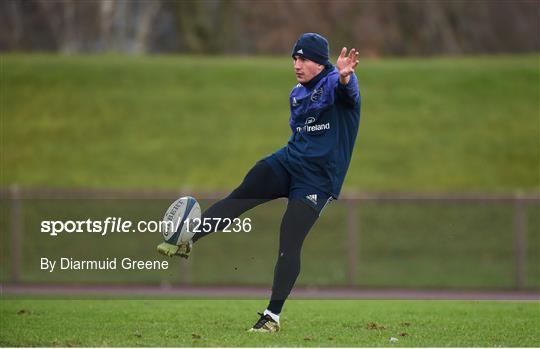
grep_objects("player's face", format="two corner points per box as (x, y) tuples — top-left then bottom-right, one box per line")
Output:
(293, 56), (324, 84)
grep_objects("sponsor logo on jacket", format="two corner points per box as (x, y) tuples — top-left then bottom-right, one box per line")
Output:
(296, 122), (330, 133)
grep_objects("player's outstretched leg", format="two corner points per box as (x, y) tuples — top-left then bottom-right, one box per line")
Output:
(249, 199), (319, 332)
(191, 160), (289, 243)
(158, 160), (289, 258)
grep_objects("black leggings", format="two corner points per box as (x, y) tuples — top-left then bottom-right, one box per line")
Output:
(192, 160), (319, 314)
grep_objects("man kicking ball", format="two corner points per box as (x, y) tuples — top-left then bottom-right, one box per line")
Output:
(158, 32), (361, 332)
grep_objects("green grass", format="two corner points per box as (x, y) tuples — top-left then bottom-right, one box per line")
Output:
(1, 299), (538, 347)
(2, 54), (539, 193)
(1, 54), (539, 290)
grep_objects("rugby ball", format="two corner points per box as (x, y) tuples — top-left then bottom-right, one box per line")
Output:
(162, 196), (201, 245)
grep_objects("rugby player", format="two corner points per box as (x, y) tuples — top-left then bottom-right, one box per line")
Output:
(158, 33), (361, 332)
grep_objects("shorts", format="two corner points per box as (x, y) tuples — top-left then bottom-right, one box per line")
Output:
(264, 155), (334, 215)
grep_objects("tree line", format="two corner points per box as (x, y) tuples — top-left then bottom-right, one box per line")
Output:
(1, 0), (538, 56)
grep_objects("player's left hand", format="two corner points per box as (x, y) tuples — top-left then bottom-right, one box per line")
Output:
(336, 47), (359, 83)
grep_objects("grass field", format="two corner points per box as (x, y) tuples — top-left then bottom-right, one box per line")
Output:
(1, 54), (539, 347)
(1, 299), (538, 347)
(2, 54), (539, 193)
(2, 54), (538, 288)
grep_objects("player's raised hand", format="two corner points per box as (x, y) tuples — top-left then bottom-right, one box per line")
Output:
(336, 47), (359, 84)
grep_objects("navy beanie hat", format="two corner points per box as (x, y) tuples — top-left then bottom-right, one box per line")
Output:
(291, 33), (329, 65)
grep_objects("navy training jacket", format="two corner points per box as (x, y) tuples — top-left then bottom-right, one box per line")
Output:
(270, 64), (361, 198)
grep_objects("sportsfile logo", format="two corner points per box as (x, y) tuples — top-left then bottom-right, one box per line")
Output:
(296, 122), (330, 133)
(40, 217), (253, 236)
(41, 217), (186, 237)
